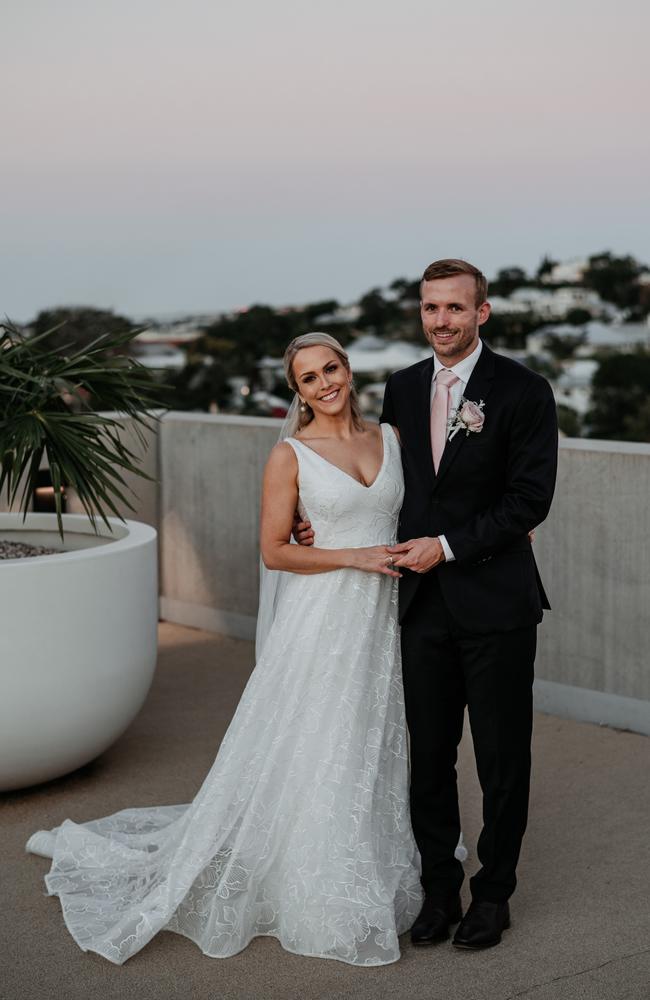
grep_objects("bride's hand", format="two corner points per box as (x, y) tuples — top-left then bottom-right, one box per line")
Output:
(351, 546), (402, 578)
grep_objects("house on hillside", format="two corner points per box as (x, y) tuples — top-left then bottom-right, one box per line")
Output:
(507, 287), (614, 320)
(345, 336), (430, 378)
(539, 258), (589, 285)
(574, 322), (650, 356)
(487, 295), (531, 315)
(310, 304), (362, 325)
(526, 321), (650, 357)
(554, 359), (599, 416)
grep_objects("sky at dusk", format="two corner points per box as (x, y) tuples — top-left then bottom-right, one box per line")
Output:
(3, 0), (649, 320)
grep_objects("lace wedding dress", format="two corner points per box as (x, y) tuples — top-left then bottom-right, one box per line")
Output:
(26, 423), (452, 966)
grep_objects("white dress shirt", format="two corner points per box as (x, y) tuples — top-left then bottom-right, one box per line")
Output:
(430, 339), (483, 563)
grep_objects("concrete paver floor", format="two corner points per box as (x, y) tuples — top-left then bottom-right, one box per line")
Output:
(3, 623), (650, 1000)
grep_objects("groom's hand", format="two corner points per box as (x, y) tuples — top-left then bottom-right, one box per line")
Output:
(293, 514), (314, 546)
(387, 537), (445, 573)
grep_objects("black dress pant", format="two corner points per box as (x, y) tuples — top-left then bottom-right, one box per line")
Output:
(401, 570), (536, 903)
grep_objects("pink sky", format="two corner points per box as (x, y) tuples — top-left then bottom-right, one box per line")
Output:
(2, 0), (649, 318)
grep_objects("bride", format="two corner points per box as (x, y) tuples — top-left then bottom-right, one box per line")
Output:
(26, 332), (463, 967)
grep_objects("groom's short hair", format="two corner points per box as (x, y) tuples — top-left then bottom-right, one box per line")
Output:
(421, 259), (488, 307)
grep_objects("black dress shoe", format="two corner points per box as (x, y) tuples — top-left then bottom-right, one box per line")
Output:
(410, 893), (463, 945)
(452, 899), (510, 949)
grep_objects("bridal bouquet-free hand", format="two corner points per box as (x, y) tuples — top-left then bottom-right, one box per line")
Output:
(448, 398), (485, 440)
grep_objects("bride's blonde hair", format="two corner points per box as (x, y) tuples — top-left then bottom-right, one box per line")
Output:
(283, 332), (364, 436)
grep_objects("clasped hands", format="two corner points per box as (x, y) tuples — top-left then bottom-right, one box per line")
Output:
(293, 513), (445, 576)
(385, 536), (445, 574)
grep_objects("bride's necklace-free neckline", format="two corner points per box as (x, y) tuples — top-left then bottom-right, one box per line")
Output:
(292, 424), (387, 490)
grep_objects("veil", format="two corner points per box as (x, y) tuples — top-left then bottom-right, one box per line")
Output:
(255, 395), (302, 659)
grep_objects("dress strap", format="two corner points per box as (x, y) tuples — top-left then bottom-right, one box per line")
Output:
(284, 437), (302, 458)
(380, 422), (399, 456)
(282, 438), (308, 520)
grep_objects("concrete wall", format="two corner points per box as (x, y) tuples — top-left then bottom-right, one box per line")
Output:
(156, 417), (650, 735)
(533, 438), (650, 734)
(158, 413), (281, 638)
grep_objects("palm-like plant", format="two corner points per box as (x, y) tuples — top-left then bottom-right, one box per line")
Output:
(0, 321), (168, 536)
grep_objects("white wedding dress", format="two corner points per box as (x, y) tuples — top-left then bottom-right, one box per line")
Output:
(26, 423), (444, 966)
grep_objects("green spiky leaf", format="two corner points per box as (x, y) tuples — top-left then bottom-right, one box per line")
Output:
(0, 320), (169, 538)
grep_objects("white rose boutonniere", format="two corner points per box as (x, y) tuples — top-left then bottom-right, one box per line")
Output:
(448, 397), (486, 440)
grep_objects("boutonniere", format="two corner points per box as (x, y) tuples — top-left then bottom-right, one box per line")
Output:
(448, 397), (486, 440)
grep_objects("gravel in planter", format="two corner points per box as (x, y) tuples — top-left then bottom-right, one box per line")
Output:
(0, 541), (63, 560)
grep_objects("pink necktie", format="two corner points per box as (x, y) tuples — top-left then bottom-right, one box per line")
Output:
(431, 369), (459, 473)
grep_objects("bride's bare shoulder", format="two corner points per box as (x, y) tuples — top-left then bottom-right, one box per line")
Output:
(264, 441), (298, 476)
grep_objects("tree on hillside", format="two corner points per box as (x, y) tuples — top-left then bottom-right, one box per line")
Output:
(582, 252), (644, 310)
(536, 256), (559, 281)
(623, 398), (650, 442)
(586, 350), (650, 441)
(357, 288), (402, 334)
(556, 404), (582, 438)
(523, 354), (558, 381)
(167, 357), (233, 412)
(390, 277), (420, 302)
(482, 311), (540, 350)
(545, 331), (586, 361)
(565, 307), (592, 326)
(198, 305), (304, 381)
(489, 267), (529, 297)
(31, 307), (136, 355)
(303, 299), (340, 323)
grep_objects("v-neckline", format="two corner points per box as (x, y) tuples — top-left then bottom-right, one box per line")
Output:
(291, 424), (387, 490)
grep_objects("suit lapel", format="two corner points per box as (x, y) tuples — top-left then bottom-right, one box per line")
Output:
(433, 342), (496, 491)
(417, 355), (436, 485)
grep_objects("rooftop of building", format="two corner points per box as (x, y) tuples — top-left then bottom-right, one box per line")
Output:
(5, 622), (649, 1000)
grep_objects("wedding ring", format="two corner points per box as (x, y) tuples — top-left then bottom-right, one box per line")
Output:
(386, 557), (395, 568)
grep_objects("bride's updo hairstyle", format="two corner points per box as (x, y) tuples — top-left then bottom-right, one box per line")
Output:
(283, 332), (364, 436)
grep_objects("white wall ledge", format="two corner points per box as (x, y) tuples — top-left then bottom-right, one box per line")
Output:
(559, 436), (650, 456)
(534, 679), (650, 737)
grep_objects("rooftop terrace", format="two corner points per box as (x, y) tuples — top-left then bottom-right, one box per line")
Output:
(5, 623), (649, 1000)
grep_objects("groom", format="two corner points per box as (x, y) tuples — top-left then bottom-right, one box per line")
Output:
(380, 258), (558, 950)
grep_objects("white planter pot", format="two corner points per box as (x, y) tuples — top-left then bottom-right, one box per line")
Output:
(0, 514), (158, 791)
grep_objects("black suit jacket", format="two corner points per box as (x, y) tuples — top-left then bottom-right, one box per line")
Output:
(380, 342), (558, 633)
